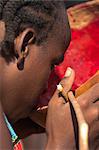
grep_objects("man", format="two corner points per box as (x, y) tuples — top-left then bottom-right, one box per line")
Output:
(0, 1), (99, 149)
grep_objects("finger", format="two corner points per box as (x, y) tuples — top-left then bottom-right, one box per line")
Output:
(60, 67), (75, 92)
(93, 101), (99, 107)
(84, 106), (99, 125)
(77, 83), (99, 107)
(89, 121), (99, 145)
(51, 67), (75, 104)
(56, 67), (75, 94)
(93, 101), (99, 121)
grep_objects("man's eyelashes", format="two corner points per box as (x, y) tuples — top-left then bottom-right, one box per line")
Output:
(51, 55), (64, 70)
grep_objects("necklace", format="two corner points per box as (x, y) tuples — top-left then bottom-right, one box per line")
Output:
(4, 115), (19, 145)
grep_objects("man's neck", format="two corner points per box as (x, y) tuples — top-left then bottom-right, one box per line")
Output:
(0, 102), (13, 149)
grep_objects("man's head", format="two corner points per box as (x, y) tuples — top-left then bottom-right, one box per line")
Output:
(0, 0), (71, 122)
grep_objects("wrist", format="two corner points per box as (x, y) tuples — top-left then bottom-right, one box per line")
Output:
(46, 135), (76, 150)
(46, 137), (66, 150)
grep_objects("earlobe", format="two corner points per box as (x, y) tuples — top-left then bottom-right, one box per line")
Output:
(17, 46), (29, 70)
(17, 56), (25, 70)
(14, 28), (35, 71)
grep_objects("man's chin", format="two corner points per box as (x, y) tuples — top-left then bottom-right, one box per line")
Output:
(11, 107), (34, 124)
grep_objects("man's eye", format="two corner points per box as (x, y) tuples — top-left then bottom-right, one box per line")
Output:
(51, 64), (55, 70)
(51, 55), (64, 70)
(51, 63), (58, 70)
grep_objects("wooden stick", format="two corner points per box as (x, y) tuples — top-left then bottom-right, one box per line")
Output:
(68, 91), (89, 150)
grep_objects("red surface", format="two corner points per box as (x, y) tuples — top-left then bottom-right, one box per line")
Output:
(55, 19), (99, 89)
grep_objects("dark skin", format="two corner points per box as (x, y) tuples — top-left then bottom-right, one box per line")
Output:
(0, 10), (70, 122)
(0, 102), (13, 150)
(0, 6), (99, 150)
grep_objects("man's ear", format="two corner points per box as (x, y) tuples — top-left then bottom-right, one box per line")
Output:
(14, 28), (36, 70)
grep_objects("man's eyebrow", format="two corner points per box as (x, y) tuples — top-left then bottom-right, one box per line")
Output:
(53, 54), (64, 65)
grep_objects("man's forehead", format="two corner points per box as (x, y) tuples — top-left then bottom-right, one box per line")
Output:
(43, 7), (71, 57)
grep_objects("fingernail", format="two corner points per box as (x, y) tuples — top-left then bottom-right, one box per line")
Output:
(65, 67), (72, 77)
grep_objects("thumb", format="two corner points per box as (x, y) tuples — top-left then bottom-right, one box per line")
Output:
(53, 67), (75, 101)
(60, 67), (75, 92)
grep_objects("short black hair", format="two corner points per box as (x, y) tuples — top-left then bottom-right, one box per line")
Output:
(0, 0), (64, 63)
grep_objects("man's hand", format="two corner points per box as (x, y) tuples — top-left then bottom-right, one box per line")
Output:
(46, 68), (99, 150)
(76, 83), (99, 150)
